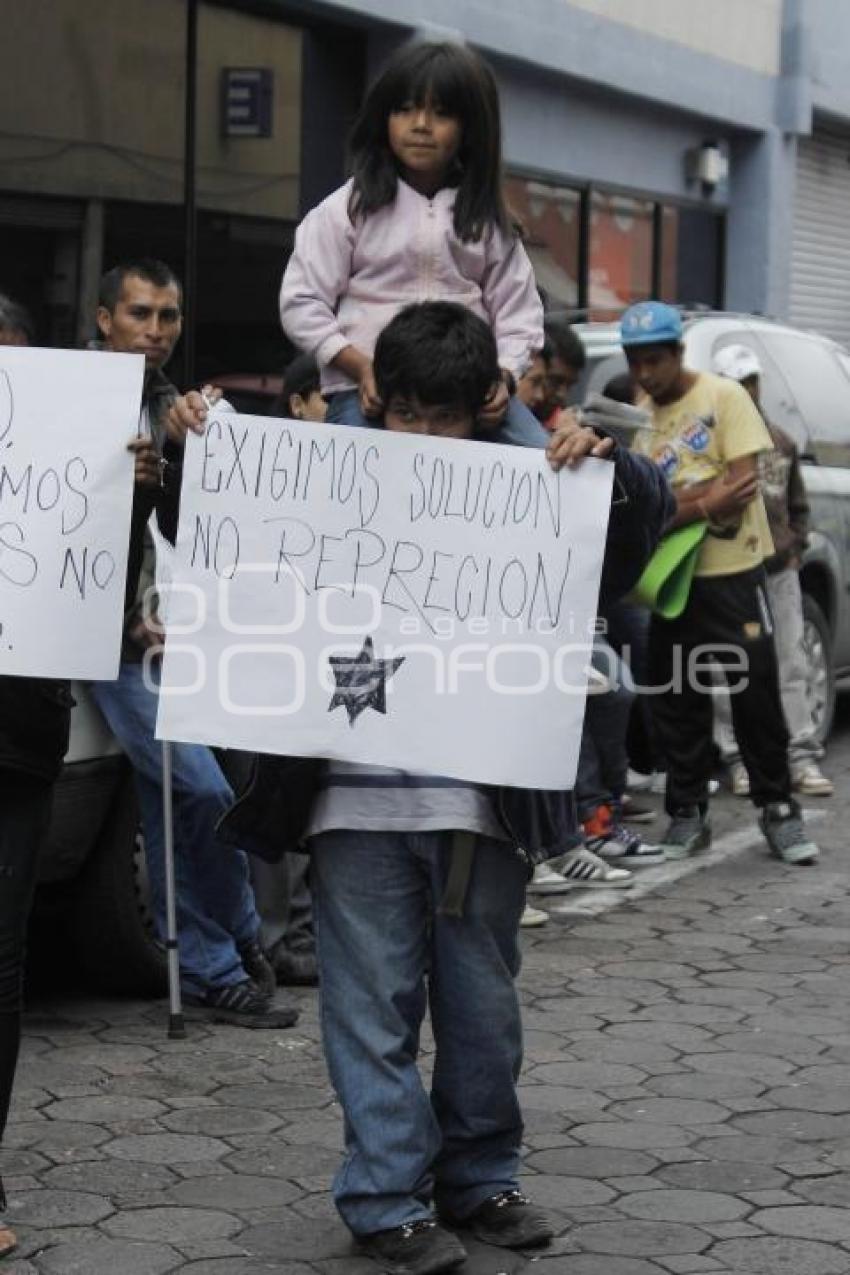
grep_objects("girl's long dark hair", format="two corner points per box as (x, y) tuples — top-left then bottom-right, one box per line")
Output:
(348, 41), (512, 243)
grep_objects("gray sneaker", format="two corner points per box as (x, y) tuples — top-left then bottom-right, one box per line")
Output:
(659, 808), (711, 861)
(759, 801), (819, 865)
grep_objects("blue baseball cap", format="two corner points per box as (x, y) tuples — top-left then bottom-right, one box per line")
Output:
(620, 301), (683, 348)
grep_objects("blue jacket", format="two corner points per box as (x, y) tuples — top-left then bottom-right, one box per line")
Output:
(216, 438), (673, 866)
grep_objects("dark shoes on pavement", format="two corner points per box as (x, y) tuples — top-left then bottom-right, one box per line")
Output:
(184, 979), (299, 1029)
(760, 800), (819, 865)
(355, 1194), (553, 1272)
(441, 1190), (555, 1249)
(658, 807), (712, 861)
(659, 799), (819, 867)
(273, 947), (319, 987)
(236, 937), (276, 998)
(357, 1219), (467, 1274)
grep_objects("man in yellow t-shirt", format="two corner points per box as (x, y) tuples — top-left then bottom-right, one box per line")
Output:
(622, 301), (818, 867)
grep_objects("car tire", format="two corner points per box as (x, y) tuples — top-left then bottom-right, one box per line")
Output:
(801, 593), (835, 745)
(62, 769), (167, 996)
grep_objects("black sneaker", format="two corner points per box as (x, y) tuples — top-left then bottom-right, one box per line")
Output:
(618, 794), (656, 824)
(274, 947), (319, 987)
(759, 800), (820, 865)
(237, 937), (276, 999)
(184, 980), (299, 1029)
(442, 1190), (554, 1249)
(357, 1219), (467, 1275)
(658, 807), (711, 861)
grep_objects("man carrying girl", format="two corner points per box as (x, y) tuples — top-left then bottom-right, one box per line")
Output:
(168, 39), (673, 1275)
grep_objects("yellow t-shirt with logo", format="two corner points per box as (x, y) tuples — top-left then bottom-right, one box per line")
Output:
(632, 372), (774, 578)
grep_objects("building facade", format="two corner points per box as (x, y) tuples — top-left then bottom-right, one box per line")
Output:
(1, 0), (850, 375)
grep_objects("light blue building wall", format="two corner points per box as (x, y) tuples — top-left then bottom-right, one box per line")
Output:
(806, 0), (850, 119)
(282, 0), (850, 323)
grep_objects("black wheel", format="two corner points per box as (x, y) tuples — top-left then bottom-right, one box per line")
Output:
(801, 593), (835, 745)
(62, 769), (166, 996)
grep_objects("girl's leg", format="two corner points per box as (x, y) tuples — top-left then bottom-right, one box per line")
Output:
(324, 390), (373, 429)
(488, 396), (550, 448)
(310, 829), (440, 1236)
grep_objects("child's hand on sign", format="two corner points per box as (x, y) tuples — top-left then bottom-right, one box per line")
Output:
(546, 412), (615, 470)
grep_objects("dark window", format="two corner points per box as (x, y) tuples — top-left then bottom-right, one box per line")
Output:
(104, 202), (296, 386)
(504, 176), (581, 310)
(662, 206), (723, 309)
(506, 173), (725, 320)
(588, 191), (653, 317)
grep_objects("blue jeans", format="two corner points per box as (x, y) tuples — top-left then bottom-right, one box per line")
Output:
(89, 661), (261, 996)
(310, 829), (527, 1236)
(325, 389), (550, 448)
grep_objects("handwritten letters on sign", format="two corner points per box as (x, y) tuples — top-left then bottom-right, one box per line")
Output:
(0, 348), (139, 678)
(156, 415), (614, 789)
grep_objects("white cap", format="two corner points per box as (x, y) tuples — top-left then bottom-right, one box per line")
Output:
(712, 343), (762, 383)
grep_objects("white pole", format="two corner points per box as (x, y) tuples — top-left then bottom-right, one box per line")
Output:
(161, 739), (186, 1039)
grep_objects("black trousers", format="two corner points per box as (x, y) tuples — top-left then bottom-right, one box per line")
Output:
(648, 566), (791, 814)
(0, 774), (51, 1146)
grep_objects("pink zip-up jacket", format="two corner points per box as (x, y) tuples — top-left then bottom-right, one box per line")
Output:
(279, 178), (544, 396)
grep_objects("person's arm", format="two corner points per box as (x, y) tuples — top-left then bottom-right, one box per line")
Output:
(786, 442), (810, 559)
(600, 447), (676, 603)
(667, 456), (759, 530)
(673, 378), (771, 530)
(480, 230), (544, 387)
(328, 345), (382, 417)
(164, 385), (224, 442)
(547, 414), (675, 602)
(126, 436), (161, 486)
(546, 417), (615, 468)
(279, 184), (359, 370)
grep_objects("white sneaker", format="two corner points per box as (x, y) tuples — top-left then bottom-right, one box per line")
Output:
(597, 822), (666, 867)
(728, 761), (750, 797)
(520, 903), (549, 927)
(528, 863), (574, 895)
(627, 768), (655, 792)
(558, 844), (633, 889)
(791, 763), (833, 797)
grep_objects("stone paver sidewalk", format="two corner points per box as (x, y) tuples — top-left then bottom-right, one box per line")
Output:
(4, 787), (850, 1273)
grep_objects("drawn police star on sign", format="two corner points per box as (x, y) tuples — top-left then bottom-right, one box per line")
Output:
(328, 636), (406, 725)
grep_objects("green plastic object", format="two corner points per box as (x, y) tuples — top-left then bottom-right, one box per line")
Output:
(630, 521), (709, 619)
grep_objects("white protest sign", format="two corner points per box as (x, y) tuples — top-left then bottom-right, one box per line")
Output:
(156, 415), (613, 789)
(0, 347), (141, 678)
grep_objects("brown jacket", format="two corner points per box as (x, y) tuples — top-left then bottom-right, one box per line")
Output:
(759, 420), (809, 572)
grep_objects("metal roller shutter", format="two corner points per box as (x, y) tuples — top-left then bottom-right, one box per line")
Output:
(790, 127), (850, 347)
(0, 195), (81, 230)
